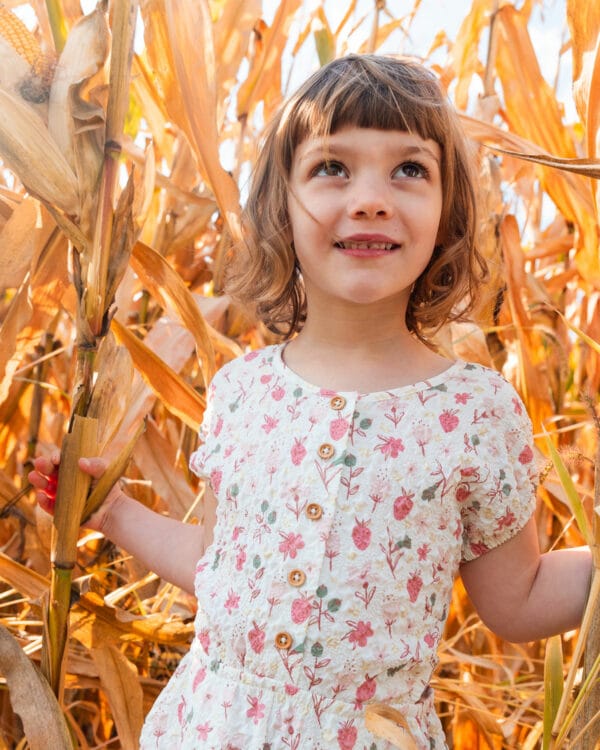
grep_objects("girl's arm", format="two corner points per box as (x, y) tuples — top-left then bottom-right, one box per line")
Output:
(459, 516), (592, 642)
(29, 454), (217, 595)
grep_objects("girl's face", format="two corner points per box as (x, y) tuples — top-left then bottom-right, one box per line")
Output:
(287, 126), (443, 320)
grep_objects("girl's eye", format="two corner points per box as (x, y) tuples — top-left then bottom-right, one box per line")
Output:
(395, 161), (429, 179)
(314, 161), (347, 178)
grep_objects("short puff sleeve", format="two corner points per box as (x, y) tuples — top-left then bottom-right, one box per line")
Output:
(460, 375), (538, 562)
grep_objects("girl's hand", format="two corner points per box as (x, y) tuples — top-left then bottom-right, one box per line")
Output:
(28, 453), (123, 533)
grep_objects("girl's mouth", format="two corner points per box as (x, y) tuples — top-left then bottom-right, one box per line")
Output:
(334, 240), (399, 254)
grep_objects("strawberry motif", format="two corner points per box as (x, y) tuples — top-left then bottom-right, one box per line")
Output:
(407, 572), (423, 603)
(393, 492), (414, 520)
(291, 593), (313, 623)
(337, 720), (358, 750)
(354, 673), (376, 709)
(439, 408), (459, 433)
(290, 437), (307, 466)
(271, 385), (285, 401)
(351, 517), (371, 550)
(330, 416), (349, 440)
(518, 445), (533, 464)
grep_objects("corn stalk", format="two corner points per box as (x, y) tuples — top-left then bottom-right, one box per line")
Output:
(40, 0), (140, 699)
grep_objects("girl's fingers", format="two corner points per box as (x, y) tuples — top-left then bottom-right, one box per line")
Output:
(78, 457), (108, 479)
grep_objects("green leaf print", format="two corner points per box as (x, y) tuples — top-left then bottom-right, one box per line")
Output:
(316, 584), (328, 598)
(293, 387), (303, 398)
(267, 510), (277, 524)
(327, 598), (341, 612)
(311, 642), (324, 657)
(359, 418), (373, 430)
(253, 554), (261, 569)
(260, 500), (269, 512)
(421, 483), (439, 501)
(395, 535), (411, 550)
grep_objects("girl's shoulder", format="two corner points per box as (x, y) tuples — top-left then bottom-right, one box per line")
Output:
(208, 344), (281, 387)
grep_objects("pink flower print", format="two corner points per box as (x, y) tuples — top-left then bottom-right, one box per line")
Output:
(224, 589), (240, 614)
(260, 374), (272, 384)
(330, 416), (349, 440)
(424, 630), (437, 648)
(454, 392), (472, 405)
(512, 396), (523, 415)
(290, 437), (307, 465)
(285, 683), (299, 696)
(235, 547), (247, 571)
(343, 620), (374, 648)
(196, 722), (212, 740)
(337, 719), (358, 750)
(412, 422), (432, 455)
(248, 621), (266, 653)
(262, 414), (279, 433)
(193, 667), (207, 692)
(439, 409), (460, 433)
(518, 445), (533, 464)
(496, 508), (516, 530)
(210, 469), (222, 493)
(417, 543), (430, 561)
(244, 350), (260, 361)
(279, 531), (304, 559)
(272, 385), (285, 401)
(374, 434), (405, 459)
(213, 416), (223, 437)
(197, 628), (210, 653)
(246, 693), (265, 725)
(232, 525), (244, 541)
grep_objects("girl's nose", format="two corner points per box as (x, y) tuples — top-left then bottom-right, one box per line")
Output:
(347, 178), (393, 219)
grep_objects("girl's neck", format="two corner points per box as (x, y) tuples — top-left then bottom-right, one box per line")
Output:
(284, 310), (451, 393)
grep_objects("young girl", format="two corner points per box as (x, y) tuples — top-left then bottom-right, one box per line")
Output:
(31, 54), (592, 750)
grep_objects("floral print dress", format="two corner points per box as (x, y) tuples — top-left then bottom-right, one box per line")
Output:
(140, 344), (537, 750)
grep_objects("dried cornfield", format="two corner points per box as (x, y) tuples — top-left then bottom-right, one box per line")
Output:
(0, 0), (598, 748)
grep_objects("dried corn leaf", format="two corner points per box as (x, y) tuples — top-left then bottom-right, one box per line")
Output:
(133, 420), (196, 519)
(236, 0), (301, 122)
(543, 635), (563, 750)
(0, 625), (72, 750)
(446, 0), (488, 108)
(48, 5), (109, 171)
(131, 241), (216, 386)
(91, 644), (143, 750)
(213, 0), (261, 109)
(0, 199), (41, 289)
(567, 0), (600, 155)
(111, 317), (205, 431)
(0, 551), (49, 601)
(0, 86), (79, 214)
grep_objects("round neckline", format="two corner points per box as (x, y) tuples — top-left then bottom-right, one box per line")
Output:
(271, 342), (463, 399)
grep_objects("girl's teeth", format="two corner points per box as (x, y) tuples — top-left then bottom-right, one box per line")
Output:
(337, 241), (395, 250)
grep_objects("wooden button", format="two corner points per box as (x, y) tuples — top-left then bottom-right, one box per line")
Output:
(306, 503), (323, 520)
(275, 631), (293, 650)
(330, 395), (346, 410)
(318, 443), (334, 459)
(288, 569), (306, 587)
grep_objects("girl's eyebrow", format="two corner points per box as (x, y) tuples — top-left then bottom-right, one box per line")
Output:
(297, 140), (440, 166)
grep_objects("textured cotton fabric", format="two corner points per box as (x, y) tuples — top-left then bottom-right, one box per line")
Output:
(140, 344), (537, 750)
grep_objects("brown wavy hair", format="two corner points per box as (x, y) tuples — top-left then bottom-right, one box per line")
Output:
(226, 54), (488, 342)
